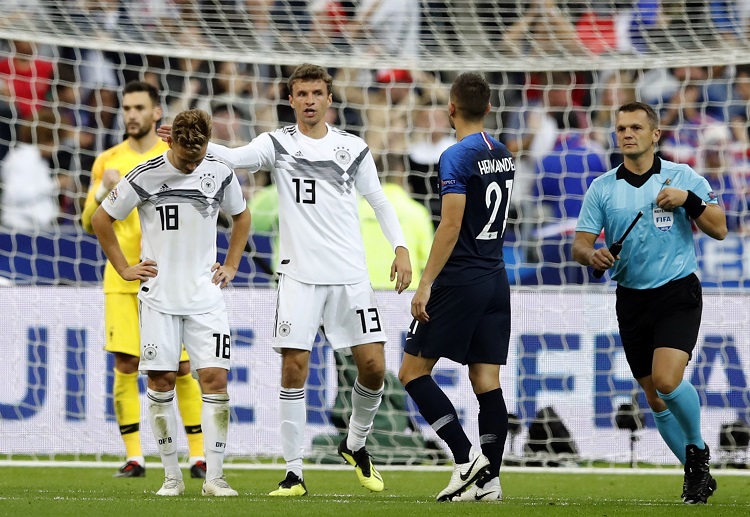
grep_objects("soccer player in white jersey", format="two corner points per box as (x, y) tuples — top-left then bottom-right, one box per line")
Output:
(160, 63), (412, 496)
(92, 109), (251, 497)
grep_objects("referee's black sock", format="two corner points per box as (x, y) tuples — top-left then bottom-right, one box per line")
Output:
(476, 388), (508, 481)
(404, 375), (472, 464)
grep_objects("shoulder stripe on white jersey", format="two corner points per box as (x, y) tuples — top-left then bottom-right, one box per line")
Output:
(331, 127), (358, 139)
(125, 155), (165, 182)
(204, 153), (233, 170)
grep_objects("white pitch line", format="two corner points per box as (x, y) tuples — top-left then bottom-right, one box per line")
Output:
(1, 460), (749, 476)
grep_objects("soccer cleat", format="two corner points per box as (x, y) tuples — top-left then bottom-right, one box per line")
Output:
(453, 475), (503, 502)
(190, 460), (207, 479)
(682, 443), (717, 504)
(337, 438), (385, 492)
(156, 475), (185, 496)
(202, 476), (238, 497)
(268, 472), (308, 497)
(114, 460), (145, 478)
(436, 447), (490, 502)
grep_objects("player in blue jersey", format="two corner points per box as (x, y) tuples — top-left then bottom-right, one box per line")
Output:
(573, 102), (727, 505)
(398, 73), (514, 502)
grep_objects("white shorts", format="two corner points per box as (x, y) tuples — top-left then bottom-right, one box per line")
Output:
(273, 275), (387, 352)
(139, 301), (232, 372)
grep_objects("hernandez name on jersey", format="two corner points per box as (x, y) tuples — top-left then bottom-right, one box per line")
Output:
(103, 152), (246, 314)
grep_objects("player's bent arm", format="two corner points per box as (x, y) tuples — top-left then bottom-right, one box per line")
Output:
(82, 168), (120, 233)
(91, 206), (131, 276)
(363, 190), (408, 252)
(212, 208), (251, 288)
(418, 193), (465, 288)
(572, 231), (614, 271)
(363, 190), (412, 291)
(694, 204), (728, 241)
(225, 208), (252, 271)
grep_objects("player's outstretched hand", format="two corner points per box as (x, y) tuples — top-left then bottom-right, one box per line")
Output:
(121, 259), (158, 282)
(391, 246), (412, 294)
(410, 284), (431, 323)
(212, 262), (237, 288)
(157, 124), (171, 142)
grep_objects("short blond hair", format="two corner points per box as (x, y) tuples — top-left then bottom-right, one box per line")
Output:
(171, 109), (212, 152)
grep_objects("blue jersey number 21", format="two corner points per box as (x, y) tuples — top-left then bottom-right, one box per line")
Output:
(477, 179), (513, 240)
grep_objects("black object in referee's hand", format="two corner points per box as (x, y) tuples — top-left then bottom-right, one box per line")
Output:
(593, 211), (644, 279)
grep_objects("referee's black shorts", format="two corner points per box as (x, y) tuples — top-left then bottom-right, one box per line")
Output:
(404, 269), (511, 365)
(615, 272), (702, 379)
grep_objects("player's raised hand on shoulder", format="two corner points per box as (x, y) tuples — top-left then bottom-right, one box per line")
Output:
(156, 124), (171, 142)
(212, 262), (237, 289)
(391, 246), (412, 294)
(411, 283), (431, 322)
(120, 259), (158, 282)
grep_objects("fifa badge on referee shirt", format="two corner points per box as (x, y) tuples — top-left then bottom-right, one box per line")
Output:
(652, 206), (673, 232)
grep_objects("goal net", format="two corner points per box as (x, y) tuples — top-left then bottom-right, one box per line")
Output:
(1, 0), (749, 469)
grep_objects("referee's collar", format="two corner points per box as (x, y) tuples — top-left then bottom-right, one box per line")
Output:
(616, 156), (661, 185)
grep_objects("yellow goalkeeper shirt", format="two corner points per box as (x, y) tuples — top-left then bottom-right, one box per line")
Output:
(81, 139), (169, 294)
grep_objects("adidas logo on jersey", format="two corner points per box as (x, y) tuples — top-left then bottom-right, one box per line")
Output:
(159, 183), (170, 192)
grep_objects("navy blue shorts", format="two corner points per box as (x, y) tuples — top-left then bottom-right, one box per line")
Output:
(404, 270), (511, 365)
(616, 272), (702, 379)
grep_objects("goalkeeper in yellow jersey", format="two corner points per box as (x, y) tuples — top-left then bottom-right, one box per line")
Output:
(82, 81), (206, 479)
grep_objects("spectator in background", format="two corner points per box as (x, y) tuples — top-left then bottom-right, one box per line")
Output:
(503, 71), (587, 229)
(727, 64), (750, 145)
(657, 67), (713, 168)
(0, 40), (55, 119)
(359, 154), (434, 289)
(533, 128), (609, 224)
(502, 0), (585, 57)
(0, 107), (60, 231)
(408, 104), (456, 223)
(0, 90), (12, 163)
(530, 116), (608, 283)
(310, 0), (352, 50)
(590, 69), (637, 168)
(211, 102), (250, 148)
(333, 67), (449, 167)
(349, 0), (420, 59)
(699, 123), (750, 232)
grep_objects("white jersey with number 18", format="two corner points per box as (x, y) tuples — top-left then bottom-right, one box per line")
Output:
(210, 124), (383, 285)
(102, 152), (247, 315)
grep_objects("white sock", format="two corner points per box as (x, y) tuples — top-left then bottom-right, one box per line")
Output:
(146, 388), (181, 479)
(279, 387), (306, 479)
(347, 380), (383, 451)
(201, 393), (230, 481)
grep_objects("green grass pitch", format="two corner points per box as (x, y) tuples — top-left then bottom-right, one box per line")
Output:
(0, 467), (748, 517)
